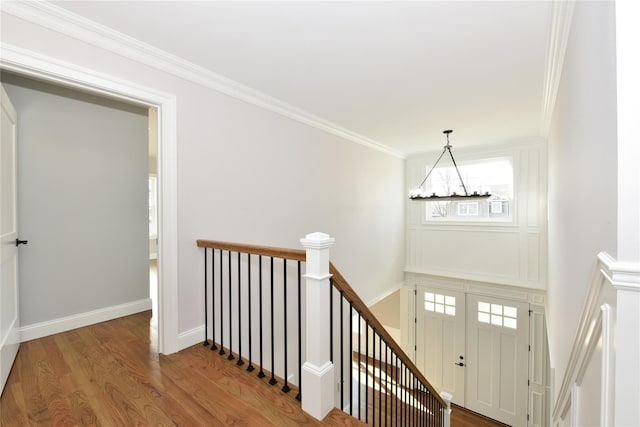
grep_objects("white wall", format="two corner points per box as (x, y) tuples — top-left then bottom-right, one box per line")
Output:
(406, 140), (547, 289)
(0, 8), (405, 336)
(546, 0), (618, 399)
(1, 73), (149, 326)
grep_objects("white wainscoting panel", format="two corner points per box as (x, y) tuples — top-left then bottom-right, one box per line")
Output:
(406, 141), (547, 290)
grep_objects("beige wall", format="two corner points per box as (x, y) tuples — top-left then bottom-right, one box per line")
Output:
(370, 290), (400, 329)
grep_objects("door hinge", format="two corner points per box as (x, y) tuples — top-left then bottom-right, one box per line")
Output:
(414, 317), (417, 324)
(528, 344), (531, 352)
(414, 289), (417, 295)
(529, 309), (533, 316)
(527, 413), (530, 421)
(528, 379), (530, 386)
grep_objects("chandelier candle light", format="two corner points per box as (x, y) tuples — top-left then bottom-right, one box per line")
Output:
(409, 130), (491, 201)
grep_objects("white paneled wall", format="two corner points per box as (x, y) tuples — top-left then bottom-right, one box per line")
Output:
(405, 140), (547, 290)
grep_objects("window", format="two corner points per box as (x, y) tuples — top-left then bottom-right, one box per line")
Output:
(457, 202), (479, 216)
(424, 292), (456, 316)
(477, 301), (517, 329)
(149, 175), (158, 238)
(425, 157), (513, 222)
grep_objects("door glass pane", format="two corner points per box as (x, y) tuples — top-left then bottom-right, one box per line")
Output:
(504, 306), (517, 318)
(424, 291), (456, 316)
(479, 312), (490, 324)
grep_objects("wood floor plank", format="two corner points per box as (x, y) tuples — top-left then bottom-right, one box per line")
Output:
(451, 404), (511, 427)
(54, 332), (112, 427)
(21, 340), (53, 425)
(0, 383), (29, 426)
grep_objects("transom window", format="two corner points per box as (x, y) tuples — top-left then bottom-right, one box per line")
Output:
(425, 157), (513, 222)
(424, 292), (456, 316)
(478, 301), (517, 329)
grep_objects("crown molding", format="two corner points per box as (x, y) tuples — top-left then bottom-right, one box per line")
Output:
(540, 0), (575, 136)
(1, 0), (405, 159)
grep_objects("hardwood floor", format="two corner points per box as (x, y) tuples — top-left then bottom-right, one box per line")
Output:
(451, 404), (511, 427)
(1, 311), (507, 426)
(1, 311), (363, 426)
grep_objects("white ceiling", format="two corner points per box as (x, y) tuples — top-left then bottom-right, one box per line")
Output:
(51, 1), (553, 156)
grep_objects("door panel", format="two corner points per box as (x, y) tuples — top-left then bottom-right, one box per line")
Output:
(474, 327), (493, 405)
(416, 287), (465, 406)
(466, 294), (529, 426)
(1, 84), (20, 394)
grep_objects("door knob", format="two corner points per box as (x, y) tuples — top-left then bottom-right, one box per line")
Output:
(455, 362), (465, 367)
(15, 239), (28, 246)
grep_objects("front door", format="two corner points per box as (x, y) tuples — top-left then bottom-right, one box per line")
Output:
(466, 294), (529, 426)
(1, 85), (21, 394)
(416, 287), (466, 406)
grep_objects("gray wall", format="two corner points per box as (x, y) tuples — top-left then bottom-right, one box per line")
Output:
(2, 73), (149, 326)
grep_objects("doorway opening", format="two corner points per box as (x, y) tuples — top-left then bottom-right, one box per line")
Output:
(1, 70), (157, 342)
(1, 47), (179, 354)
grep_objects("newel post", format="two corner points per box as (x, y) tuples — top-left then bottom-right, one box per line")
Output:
(440, 391), (452, 427)
(300, 232), (335, 420)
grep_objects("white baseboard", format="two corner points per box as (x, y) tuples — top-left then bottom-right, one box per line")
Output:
(19, 298), (152, 342)
(177, 324), (205, 351)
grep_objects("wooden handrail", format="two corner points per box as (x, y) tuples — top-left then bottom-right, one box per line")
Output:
(329, 263), (447, 407)
(196, 238), (446, 407)
(196, 239), (306, 262)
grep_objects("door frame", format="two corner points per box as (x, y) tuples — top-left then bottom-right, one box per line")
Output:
(408, 276), (547, 426)
(0, 45), (180, 354)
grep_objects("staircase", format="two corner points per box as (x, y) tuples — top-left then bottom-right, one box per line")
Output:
(197, 232), (451, 426)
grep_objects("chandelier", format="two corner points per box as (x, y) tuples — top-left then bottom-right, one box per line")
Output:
(409, 130), (491, 201)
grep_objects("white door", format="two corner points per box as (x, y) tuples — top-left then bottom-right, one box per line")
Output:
(1, 85), (21, 394)
(466, 294), (529, 426)
(416, 287), (466, 406)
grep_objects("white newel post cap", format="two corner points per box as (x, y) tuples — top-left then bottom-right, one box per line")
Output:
(300, 232), (335, 278)
(300, 232), (335, 249)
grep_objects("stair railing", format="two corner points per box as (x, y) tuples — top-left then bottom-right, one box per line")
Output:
(197, 233), (450, 426)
